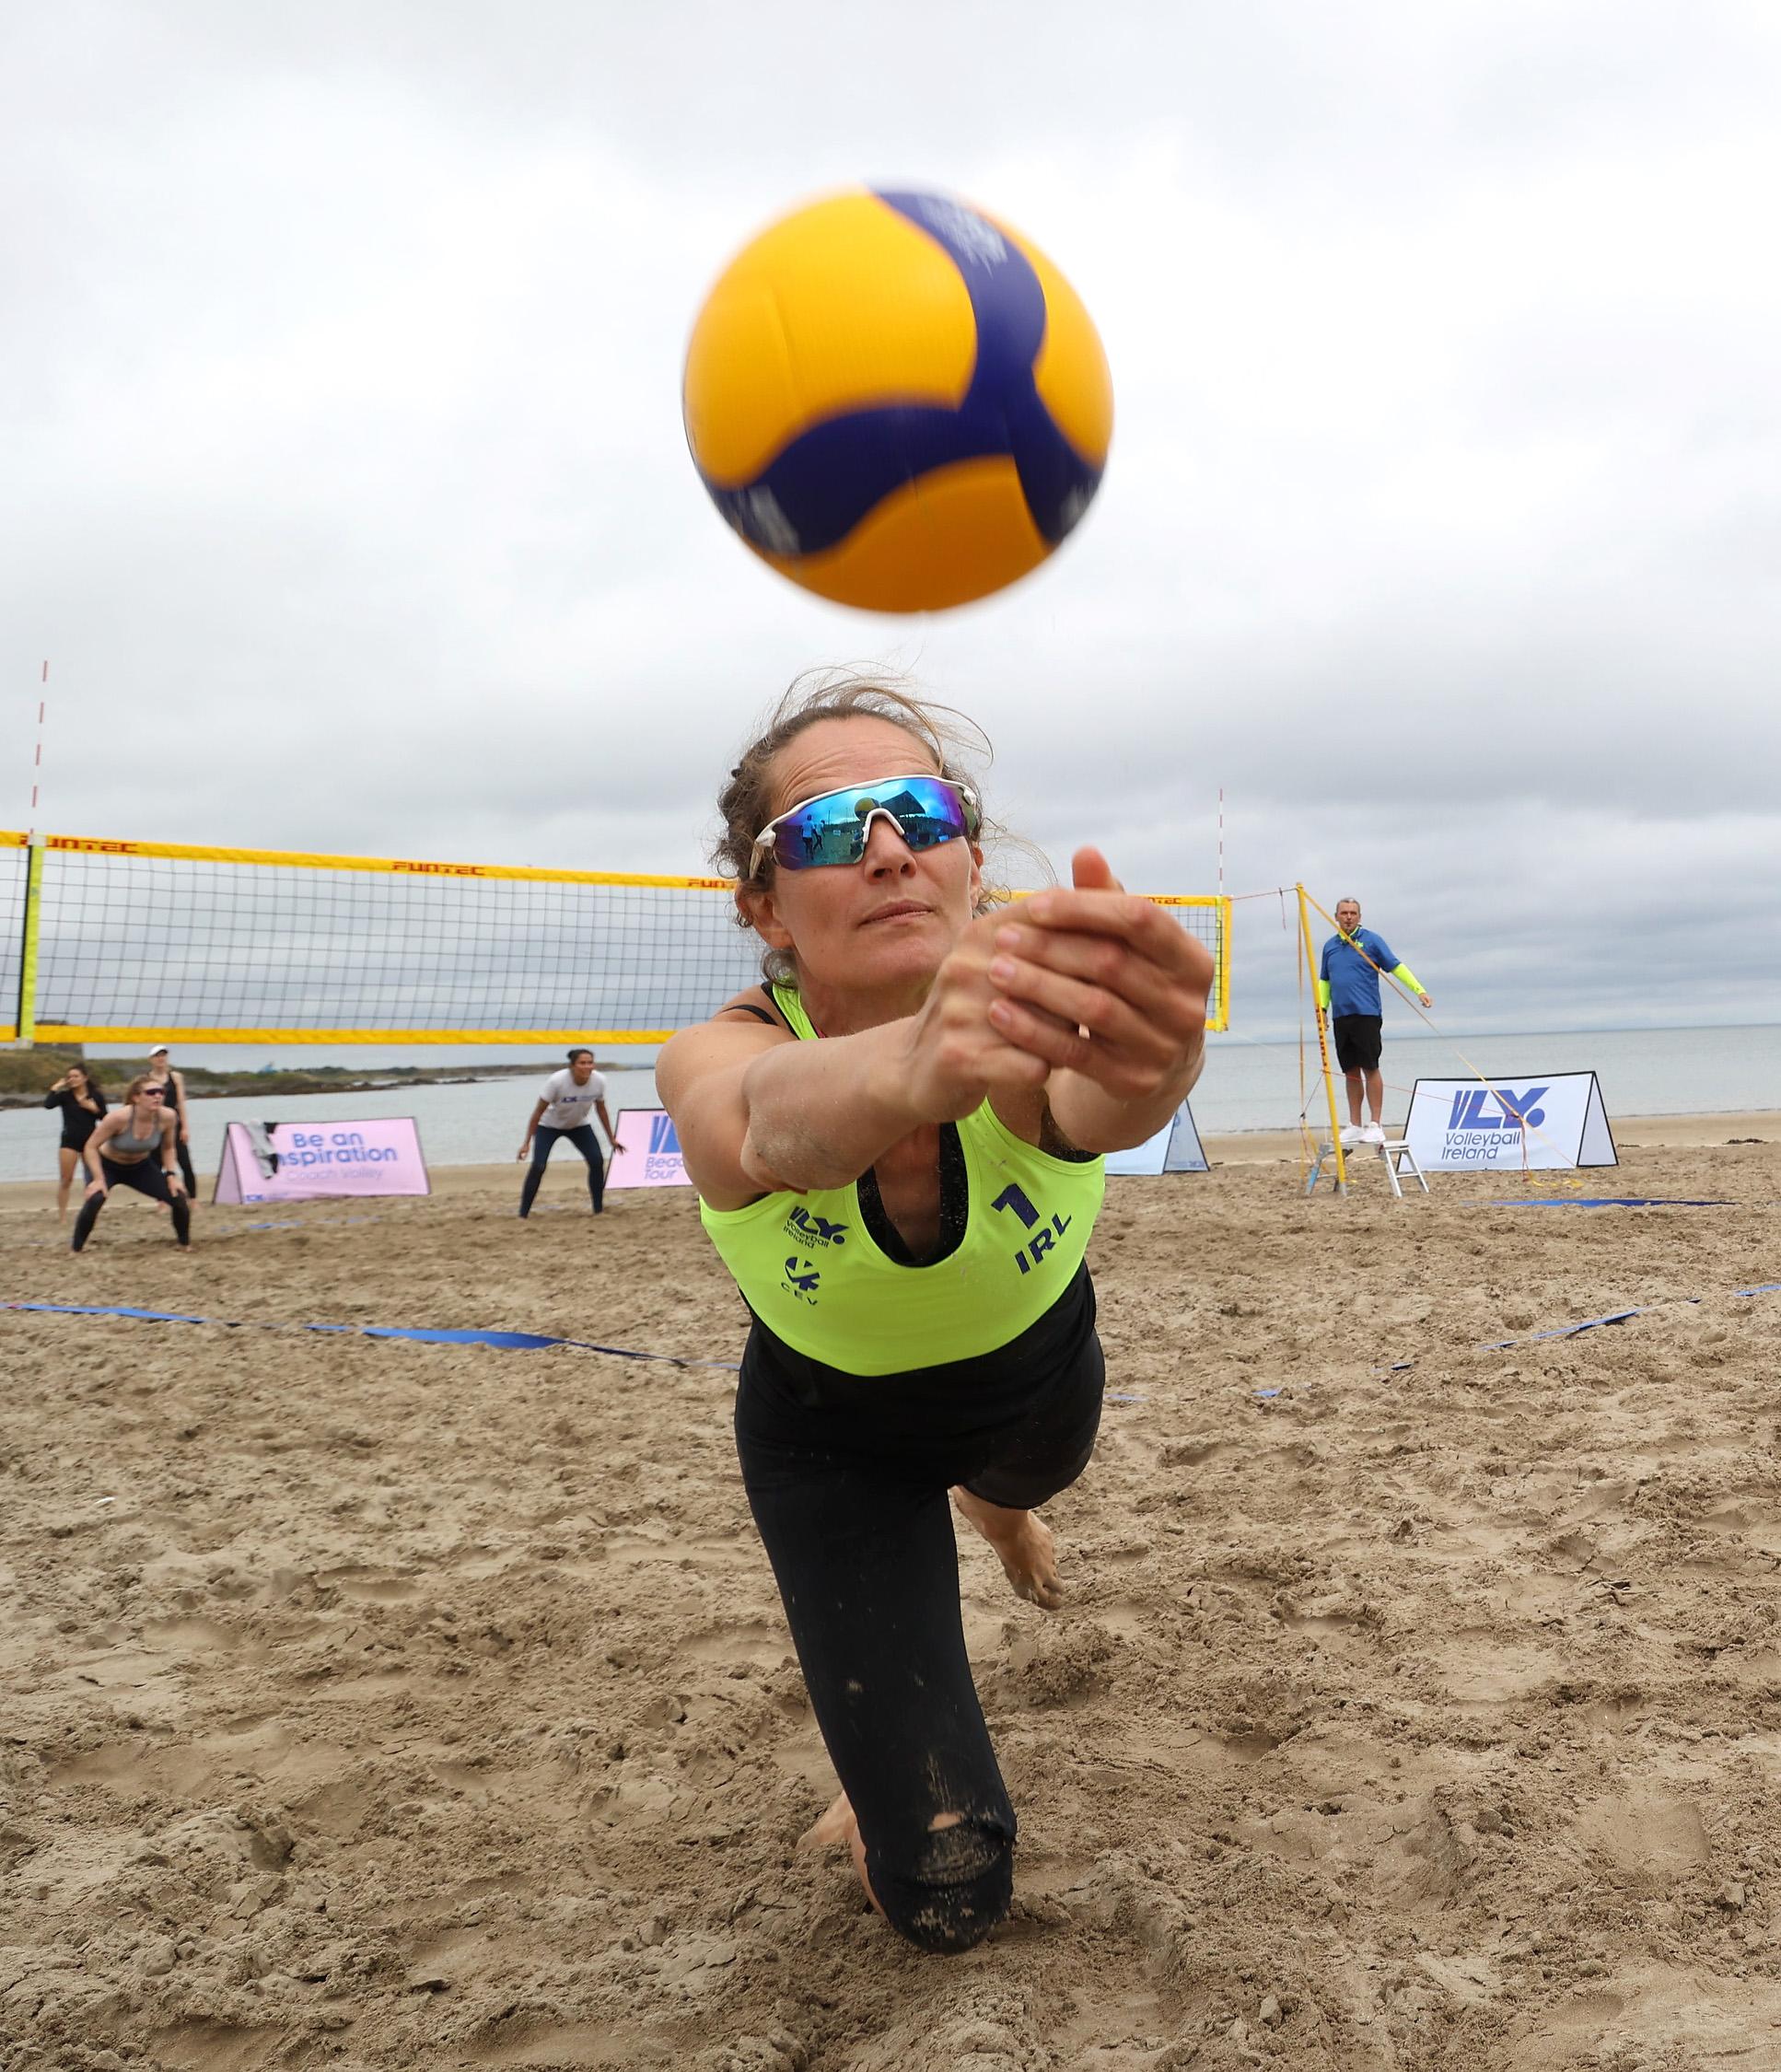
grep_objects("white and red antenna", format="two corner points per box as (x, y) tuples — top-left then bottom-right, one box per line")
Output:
(1209, 783), (1226, 899)
(29, 659), (47, 839)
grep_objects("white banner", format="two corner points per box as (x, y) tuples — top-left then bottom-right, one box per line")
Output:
(606, 1107), (691, 1189)
(1403, 1073), (1618, 1170)
(213, 1117), (431, 1204)
(612, 1103), (1213, 1189)
(1103, 1101), (1209, 1176)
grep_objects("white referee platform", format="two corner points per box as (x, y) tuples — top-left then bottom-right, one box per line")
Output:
(1306, 1125), (1429, 1199)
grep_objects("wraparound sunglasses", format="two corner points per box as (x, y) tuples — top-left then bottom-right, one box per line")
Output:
(751, 774), (982, 872)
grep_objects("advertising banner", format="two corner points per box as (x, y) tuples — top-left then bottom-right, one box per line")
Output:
(1102, 1101), (1209, 1177)
(213, 1117), (432, 1204)
(1403, 1073), (1618, 1171)
(605, 1104), (1211, 1188)
(608, 1102), (1212, 1189)
(607, 1107), (691, 1189)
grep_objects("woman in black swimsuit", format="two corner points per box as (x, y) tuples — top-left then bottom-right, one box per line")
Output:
(44, 1065), (108, 1222)
(71, 1077), (192, 1251)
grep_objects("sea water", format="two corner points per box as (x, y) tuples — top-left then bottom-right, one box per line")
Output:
(2, 1027), (1776, 1188)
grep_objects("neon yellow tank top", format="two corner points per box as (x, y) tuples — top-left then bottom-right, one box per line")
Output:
(699, 986), (1105, 1375)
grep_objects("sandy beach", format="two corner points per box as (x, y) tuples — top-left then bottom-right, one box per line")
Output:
(3, 1119), (1779, 2069)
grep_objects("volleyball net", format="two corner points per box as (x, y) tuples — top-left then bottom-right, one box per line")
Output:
(1, 829), (1230, 1044)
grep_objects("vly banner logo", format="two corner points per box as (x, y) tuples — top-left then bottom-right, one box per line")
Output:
(1405, 1071), (1616, 1172)
(648, 1114), (681, 1156)
(1448, 1086), (1547, 1131)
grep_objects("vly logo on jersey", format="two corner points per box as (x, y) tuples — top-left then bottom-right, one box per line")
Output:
(1449, 1086), (1548, 1131)
(784, 1205), (848, 1248)
(648, 1114), (681, 1156)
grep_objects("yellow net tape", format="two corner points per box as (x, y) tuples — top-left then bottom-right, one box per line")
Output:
(4, 830), (1229, 1044)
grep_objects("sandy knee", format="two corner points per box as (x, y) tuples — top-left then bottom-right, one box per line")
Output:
(879, 1811), (1014, 1954)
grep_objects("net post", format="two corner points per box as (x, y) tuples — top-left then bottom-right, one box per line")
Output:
(14, 840), (42, 1047)
(1213, 894), (1231, 1032)
(1299, 884), (1346, 1193)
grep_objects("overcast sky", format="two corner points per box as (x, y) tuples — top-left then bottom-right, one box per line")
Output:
(6, 0), (1779, 1050)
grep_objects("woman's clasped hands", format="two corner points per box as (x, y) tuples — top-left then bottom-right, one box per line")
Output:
(897, 847), (1214, 1135)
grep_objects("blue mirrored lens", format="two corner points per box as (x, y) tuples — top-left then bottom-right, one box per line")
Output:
(772, 776), (974, 870)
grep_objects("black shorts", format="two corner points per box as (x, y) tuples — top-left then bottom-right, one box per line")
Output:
(1333, 1014), (1383, 1072)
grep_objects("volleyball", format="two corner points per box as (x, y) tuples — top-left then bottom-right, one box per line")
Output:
(682, 188), (1113, 614)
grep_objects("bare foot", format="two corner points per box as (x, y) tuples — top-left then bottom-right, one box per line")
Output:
(800, 1790), (885, 1920)
(800, 1789), (858, 1851)
(951, 1488), (1065, 1610)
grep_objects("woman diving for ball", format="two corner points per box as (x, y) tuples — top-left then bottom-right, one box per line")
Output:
(658, 676), (1211, 1953)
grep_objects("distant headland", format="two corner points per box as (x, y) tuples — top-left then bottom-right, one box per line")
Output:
(0, 1047), (618, 1111)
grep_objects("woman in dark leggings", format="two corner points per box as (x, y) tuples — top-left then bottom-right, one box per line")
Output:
(515, 1050), (624, 1216)
(658, 678), (1210, 1953)
(71, 1077), (192, 1251)
(44, 1063), (107, 1221)
(145, 1046), (199, 1198)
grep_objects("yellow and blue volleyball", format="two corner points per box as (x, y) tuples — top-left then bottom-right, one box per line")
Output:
(682, 188), (1113, 614)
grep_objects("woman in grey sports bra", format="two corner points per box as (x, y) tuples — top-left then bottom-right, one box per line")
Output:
(71, 1077), (192, 1252)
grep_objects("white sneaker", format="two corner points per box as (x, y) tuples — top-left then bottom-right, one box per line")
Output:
(1339, 1126), (1364, 1147)
(1360, 1123), (1386, 1146)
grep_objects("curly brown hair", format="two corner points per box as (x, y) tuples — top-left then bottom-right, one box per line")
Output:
(713, 671), (1003, 987)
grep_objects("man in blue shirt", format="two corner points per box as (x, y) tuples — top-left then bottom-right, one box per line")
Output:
(1317, 898), (1432, 1146)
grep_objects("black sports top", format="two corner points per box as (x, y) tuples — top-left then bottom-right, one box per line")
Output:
(44, 1088), (108, 1148)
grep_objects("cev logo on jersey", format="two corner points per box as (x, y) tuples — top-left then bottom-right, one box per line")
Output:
(784, 1205), (848, 1248)
(1448, 1087), (1548, 1132)
(781, 1256), (821, 1303)
(991, 1182), (1072, 1275)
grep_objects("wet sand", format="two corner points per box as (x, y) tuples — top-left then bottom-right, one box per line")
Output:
(3, 1126), (1779, 2069)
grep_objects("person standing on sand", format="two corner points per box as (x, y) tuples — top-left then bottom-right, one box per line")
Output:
(516, 1049), (624, 1216)
(145, 1045), (199, 1198)
(658, 676), (1212, 1954)
(43, 1064), (107, 1221)
(1317, 897), (1431, 1147)
(70, 1079), (192, 1251)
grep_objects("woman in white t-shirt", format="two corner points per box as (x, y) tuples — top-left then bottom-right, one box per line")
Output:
(516, 1048), (623, 1216)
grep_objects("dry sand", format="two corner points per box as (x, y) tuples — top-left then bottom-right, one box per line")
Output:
(3, 1124), (1779, 2071)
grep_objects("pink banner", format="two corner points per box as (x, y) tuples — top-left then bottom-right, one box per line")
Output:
(606, 1108), (690, 1189)
(214, 1118), (431, 1205)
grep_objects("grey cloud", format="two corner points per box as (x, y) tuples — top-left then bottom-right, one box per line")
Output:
(5, 2), (1779, 1048)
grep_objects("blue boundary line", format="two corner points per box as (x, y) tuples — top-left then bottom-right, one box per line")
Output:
(1486, 1197), (1734, 1209)
(4, 1201), (611, 1254)
(1478, 1306), (1651, 1349)
(1375, 1278), (1781, 1373)
(2, 1300), (739, 1370)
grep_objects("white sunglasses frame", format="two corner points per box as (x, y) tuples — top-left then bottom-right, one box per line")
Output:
(750, 774), (982, 864)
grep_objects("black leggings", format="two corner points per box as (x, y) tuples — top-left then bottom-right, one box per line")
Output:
(173, 1135), (197, 1197)
(735, 1282), (1103, 1954)
(518, 1123), (604, 1216)
(71, 1156), (192, 1251)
